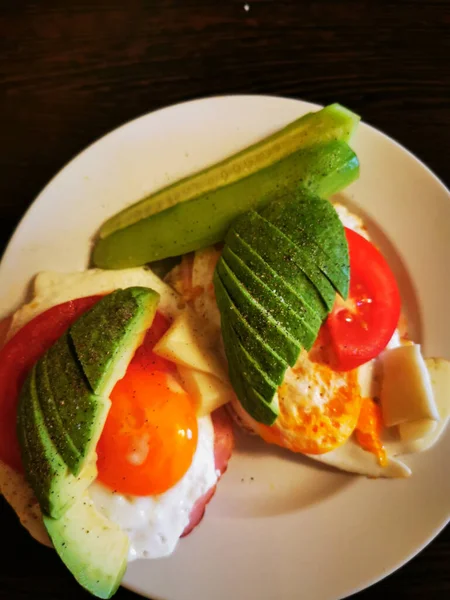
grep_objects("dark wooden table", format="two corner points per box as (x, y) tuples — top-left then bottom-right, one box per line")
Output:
(0, 1), (449, 599)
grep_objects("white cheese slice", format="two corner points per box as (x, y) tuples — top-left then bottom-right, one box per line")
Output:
(153, 311), (229, 383)
(306, 439), (411, 478)
(177, 366), (233, 416)
(398, 418), (437, 442)
(380, 344), (439, 427)
(401, 358), (450, 451)
(5, 267), (184, 344)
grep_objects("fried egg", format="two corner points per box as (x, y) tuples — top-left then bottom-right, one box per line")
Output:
(90, 415), (217, 561)
(228, 204), (413, 478)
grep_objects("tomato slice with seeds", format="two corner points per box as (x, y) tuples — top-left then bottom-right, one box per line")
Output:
(326, 227), (401, 371)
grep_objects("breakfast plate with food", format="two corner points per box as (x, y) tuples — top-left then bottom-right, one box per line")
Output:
(0, 95), (449, 600)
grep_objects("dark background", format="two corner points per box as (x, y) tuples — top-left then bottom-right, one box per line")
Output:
(0, 1), (449, 598)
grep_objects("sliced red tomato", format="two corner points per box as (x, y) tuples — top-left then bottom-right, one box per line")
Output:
(0, 296), (103, 472)
(326, 227), (401, 371)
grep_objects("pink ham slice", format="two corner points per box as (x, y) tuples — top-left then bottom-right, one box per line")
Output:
(181, 406), (234, 537)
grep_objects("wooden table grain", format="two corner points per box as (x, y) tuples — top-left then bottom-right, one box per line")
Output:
(0, 1), (449, 599)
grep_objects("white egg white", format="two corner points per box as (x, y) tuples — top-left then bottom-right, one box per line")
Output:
(89, 415), (217, 561)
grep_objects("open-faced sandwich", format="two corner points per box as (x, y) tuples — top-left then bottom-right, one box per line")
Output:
(0, 103), (449, 598)
(0, 270), (234, 598)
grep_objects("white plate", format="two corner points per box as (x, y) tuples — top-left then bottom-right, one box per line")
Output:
(1, 95), (449, 600)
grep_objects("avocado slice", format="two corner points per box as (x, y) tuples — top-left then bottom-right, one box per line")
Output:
(70, 287), (159, 396)
(93, 140), (359, 269)
(44, 493), (129, 599)
(214, 273), (287, 385)
(224, 231), (322, 329)
(216, 260), (302, 366)
(260, 189), (349, 298)
(34, 358), (83, 475)
(17, 366), (97, 518)
(221, 319), (279, 425)
(255, 213), (336, 310)
(217, 192), (351, 425)
(221, 249), (318, 350)
(227, 328), (278, 400)
(40, 334), (110, 475)
(229, 218), (328, 320)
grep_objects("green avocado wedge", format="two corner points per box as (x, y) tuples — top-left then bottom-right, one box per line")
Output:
(93, 139), (359, 269)
(216, 260), (302, 365)
(17, 366), (97, 518)
(215, 193), (350, 425)
(70, 287), (159, 396)
(214, 273), (288, 385)
(231, 212), (329, 318)
(221, 248), (318, 349)
(99, 103), (360, 239)
(220, 318), (279, 425)
(38, 334), (109, 476)
(44, 493), (129, 600)
(260, 189), (349, 298)
(253, 213), (337, 310)
(223, 231), (323, 328)
(34, 358), (83, 476)
(222, 317), (278, 400)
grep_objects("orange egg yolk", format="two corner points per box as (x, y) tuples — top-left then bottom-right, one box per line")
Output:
(96, 363), (198, 496)
(355, 397), (387, 466)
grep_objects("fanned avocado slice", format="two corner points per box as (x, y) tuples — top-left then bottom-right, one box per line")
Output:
(217, 193), (350, 425)
(40, 334), (110, 475)
(255, 213), (336, 311)
(214, 273), (287, 385)
(34, 358), (83, 476)
(70, 287), (159, 396)
(224, 231), (322, 329)
(17, 366), (97, 518)
(218, 302), (278, 400)
(221, 319), (279, 425)
(217, 260), (302, 366)
(229, 218), (328, 320)
(260, 190), (349, 298)
(221, 248), (318, 350)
